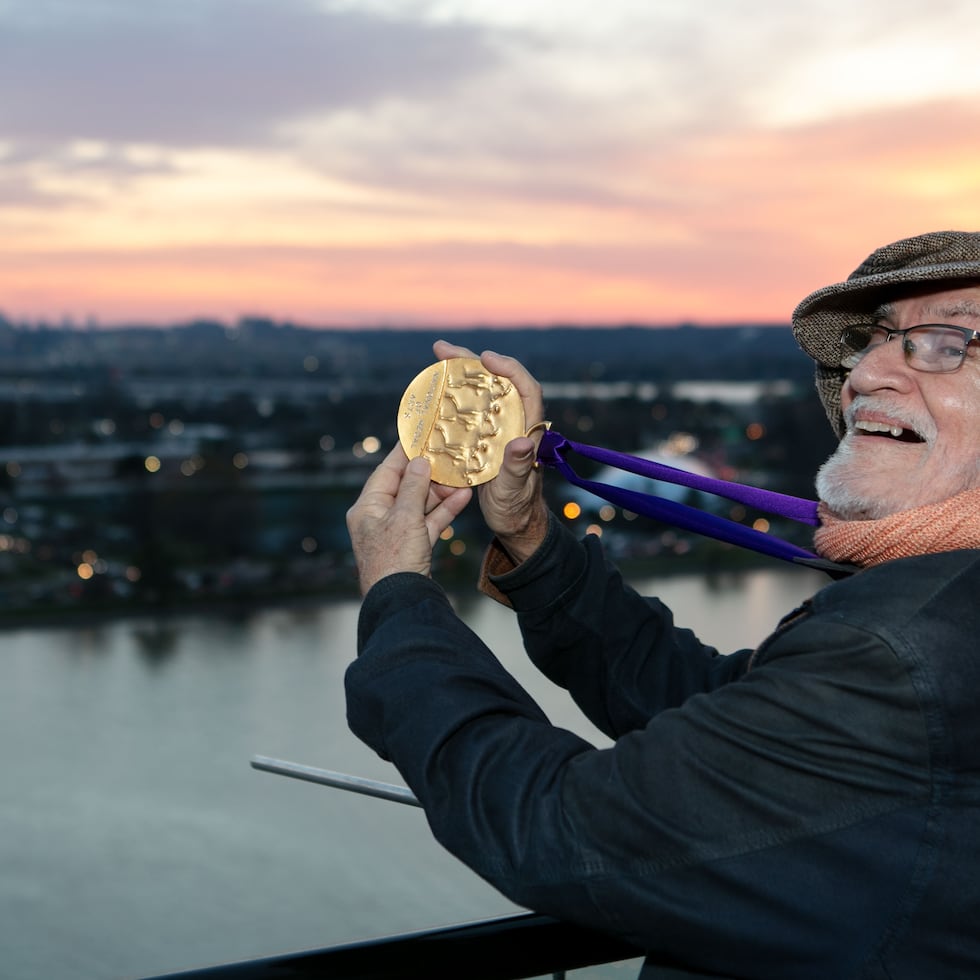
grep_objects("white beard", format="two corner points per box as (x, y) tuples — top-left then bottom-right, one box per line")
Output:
(816, 395), (940, 520)
(816, 429), (980, 521)
(815, 441), (890, 520)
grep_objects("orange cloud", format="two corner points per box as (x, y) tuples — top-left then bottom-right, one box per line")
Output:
(3, 98), (978, 327)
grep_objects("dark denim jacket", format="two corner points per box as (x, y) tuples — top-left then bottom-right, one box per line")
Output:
(346, 517), (980, 979)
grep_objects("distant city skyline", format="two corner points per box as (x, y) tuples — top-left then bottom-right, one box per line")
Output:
(2, 0), (979, 327)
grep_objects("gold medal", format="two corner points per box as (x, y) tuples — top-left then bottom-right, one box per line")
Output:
(397, 357), (525, 486)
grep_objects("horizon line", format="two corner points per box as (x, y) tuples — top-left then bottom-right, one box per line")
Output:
(0, 315), (793, 332)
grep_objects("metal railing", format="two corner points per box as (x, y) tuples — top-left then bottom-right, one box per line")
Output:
(141, 911), (644, 979)
(143, 758), (723, 979)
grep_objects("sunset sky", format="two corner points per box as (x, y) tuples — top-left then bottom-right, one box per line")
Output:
(2, 0), (980, 327)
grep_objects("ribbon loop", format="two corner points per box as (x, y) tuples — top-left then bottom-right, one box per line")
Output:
(536, 429), (819, 563)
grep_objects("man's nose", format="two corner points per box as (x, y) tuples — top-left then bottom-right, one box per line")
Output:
(845, 335), (917, 395)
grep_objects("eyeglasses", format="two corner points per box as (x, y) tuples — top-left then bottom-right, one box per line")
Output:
(839, 323), (980, 374)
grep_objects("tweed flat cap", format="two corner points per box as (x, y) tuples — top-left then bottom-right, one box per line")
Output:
(792, 230), (980, 437)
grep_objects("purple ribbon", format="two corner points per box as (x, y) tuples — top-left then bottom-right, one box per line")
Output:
(536, 429), (820, 563)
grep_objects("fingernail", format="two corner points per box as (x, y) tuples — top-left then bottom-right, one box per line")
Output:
(408, 456), (430, 475)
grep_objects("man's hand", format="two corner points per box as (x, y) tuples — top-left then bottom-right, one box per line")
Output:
(347, 445), (473, 596)
(433, 340), (550, 564)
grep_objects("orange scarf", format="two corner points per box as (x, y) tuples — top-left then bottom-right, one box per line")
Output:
(814, 487), (980, 568)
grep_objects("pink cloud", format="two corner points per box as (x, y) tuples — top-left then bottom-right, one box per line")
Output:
(3, 99), (977, 327)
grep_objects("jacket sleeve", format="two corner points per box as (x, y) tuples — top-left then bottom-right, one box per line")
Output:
(488, 514), (753, 738)
(344, 571), (932, 976)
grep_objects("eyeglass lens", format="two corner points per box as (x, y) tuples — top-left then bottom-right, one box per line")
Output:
(841, 324), (974, 373)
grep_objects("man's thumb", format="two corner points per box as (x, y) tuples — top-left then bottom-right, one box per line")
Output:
(404, 454), (432, 485)
(501, 437), (536, 478)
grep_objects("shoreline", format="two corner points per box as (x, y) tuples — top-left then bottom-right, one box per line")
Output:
(0, 545), (792, 633)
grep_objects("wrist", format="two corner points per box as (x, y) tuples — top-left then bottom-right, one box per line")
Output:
(496, 503), (550, 565)
(355, 547), (431, 595)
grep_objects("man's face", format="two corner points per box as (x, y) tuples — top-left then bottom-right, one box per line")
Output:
(816, 284), (980, 520)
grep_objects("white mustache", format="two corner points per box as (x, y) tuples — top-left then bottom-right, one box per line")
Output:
(842, 396), (935, 443)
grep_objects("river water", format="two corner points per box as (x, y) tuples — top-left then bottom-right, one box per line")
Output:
(0, 565), (828, 979)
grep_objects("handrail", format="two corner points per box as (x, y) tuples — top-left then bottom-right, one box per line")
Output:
(140, 910), (644, 979)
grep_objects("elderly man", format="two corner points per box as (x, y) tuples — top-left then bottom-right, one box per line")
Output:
(345, 231), (980, 979)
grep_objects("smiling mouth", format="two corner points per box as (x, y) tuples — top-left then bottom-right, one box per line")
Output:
(853, 420), (925, 443)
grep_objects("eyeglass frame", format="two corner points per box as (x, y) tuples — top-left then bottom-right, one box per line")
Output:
(839, 322), (980, 374)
